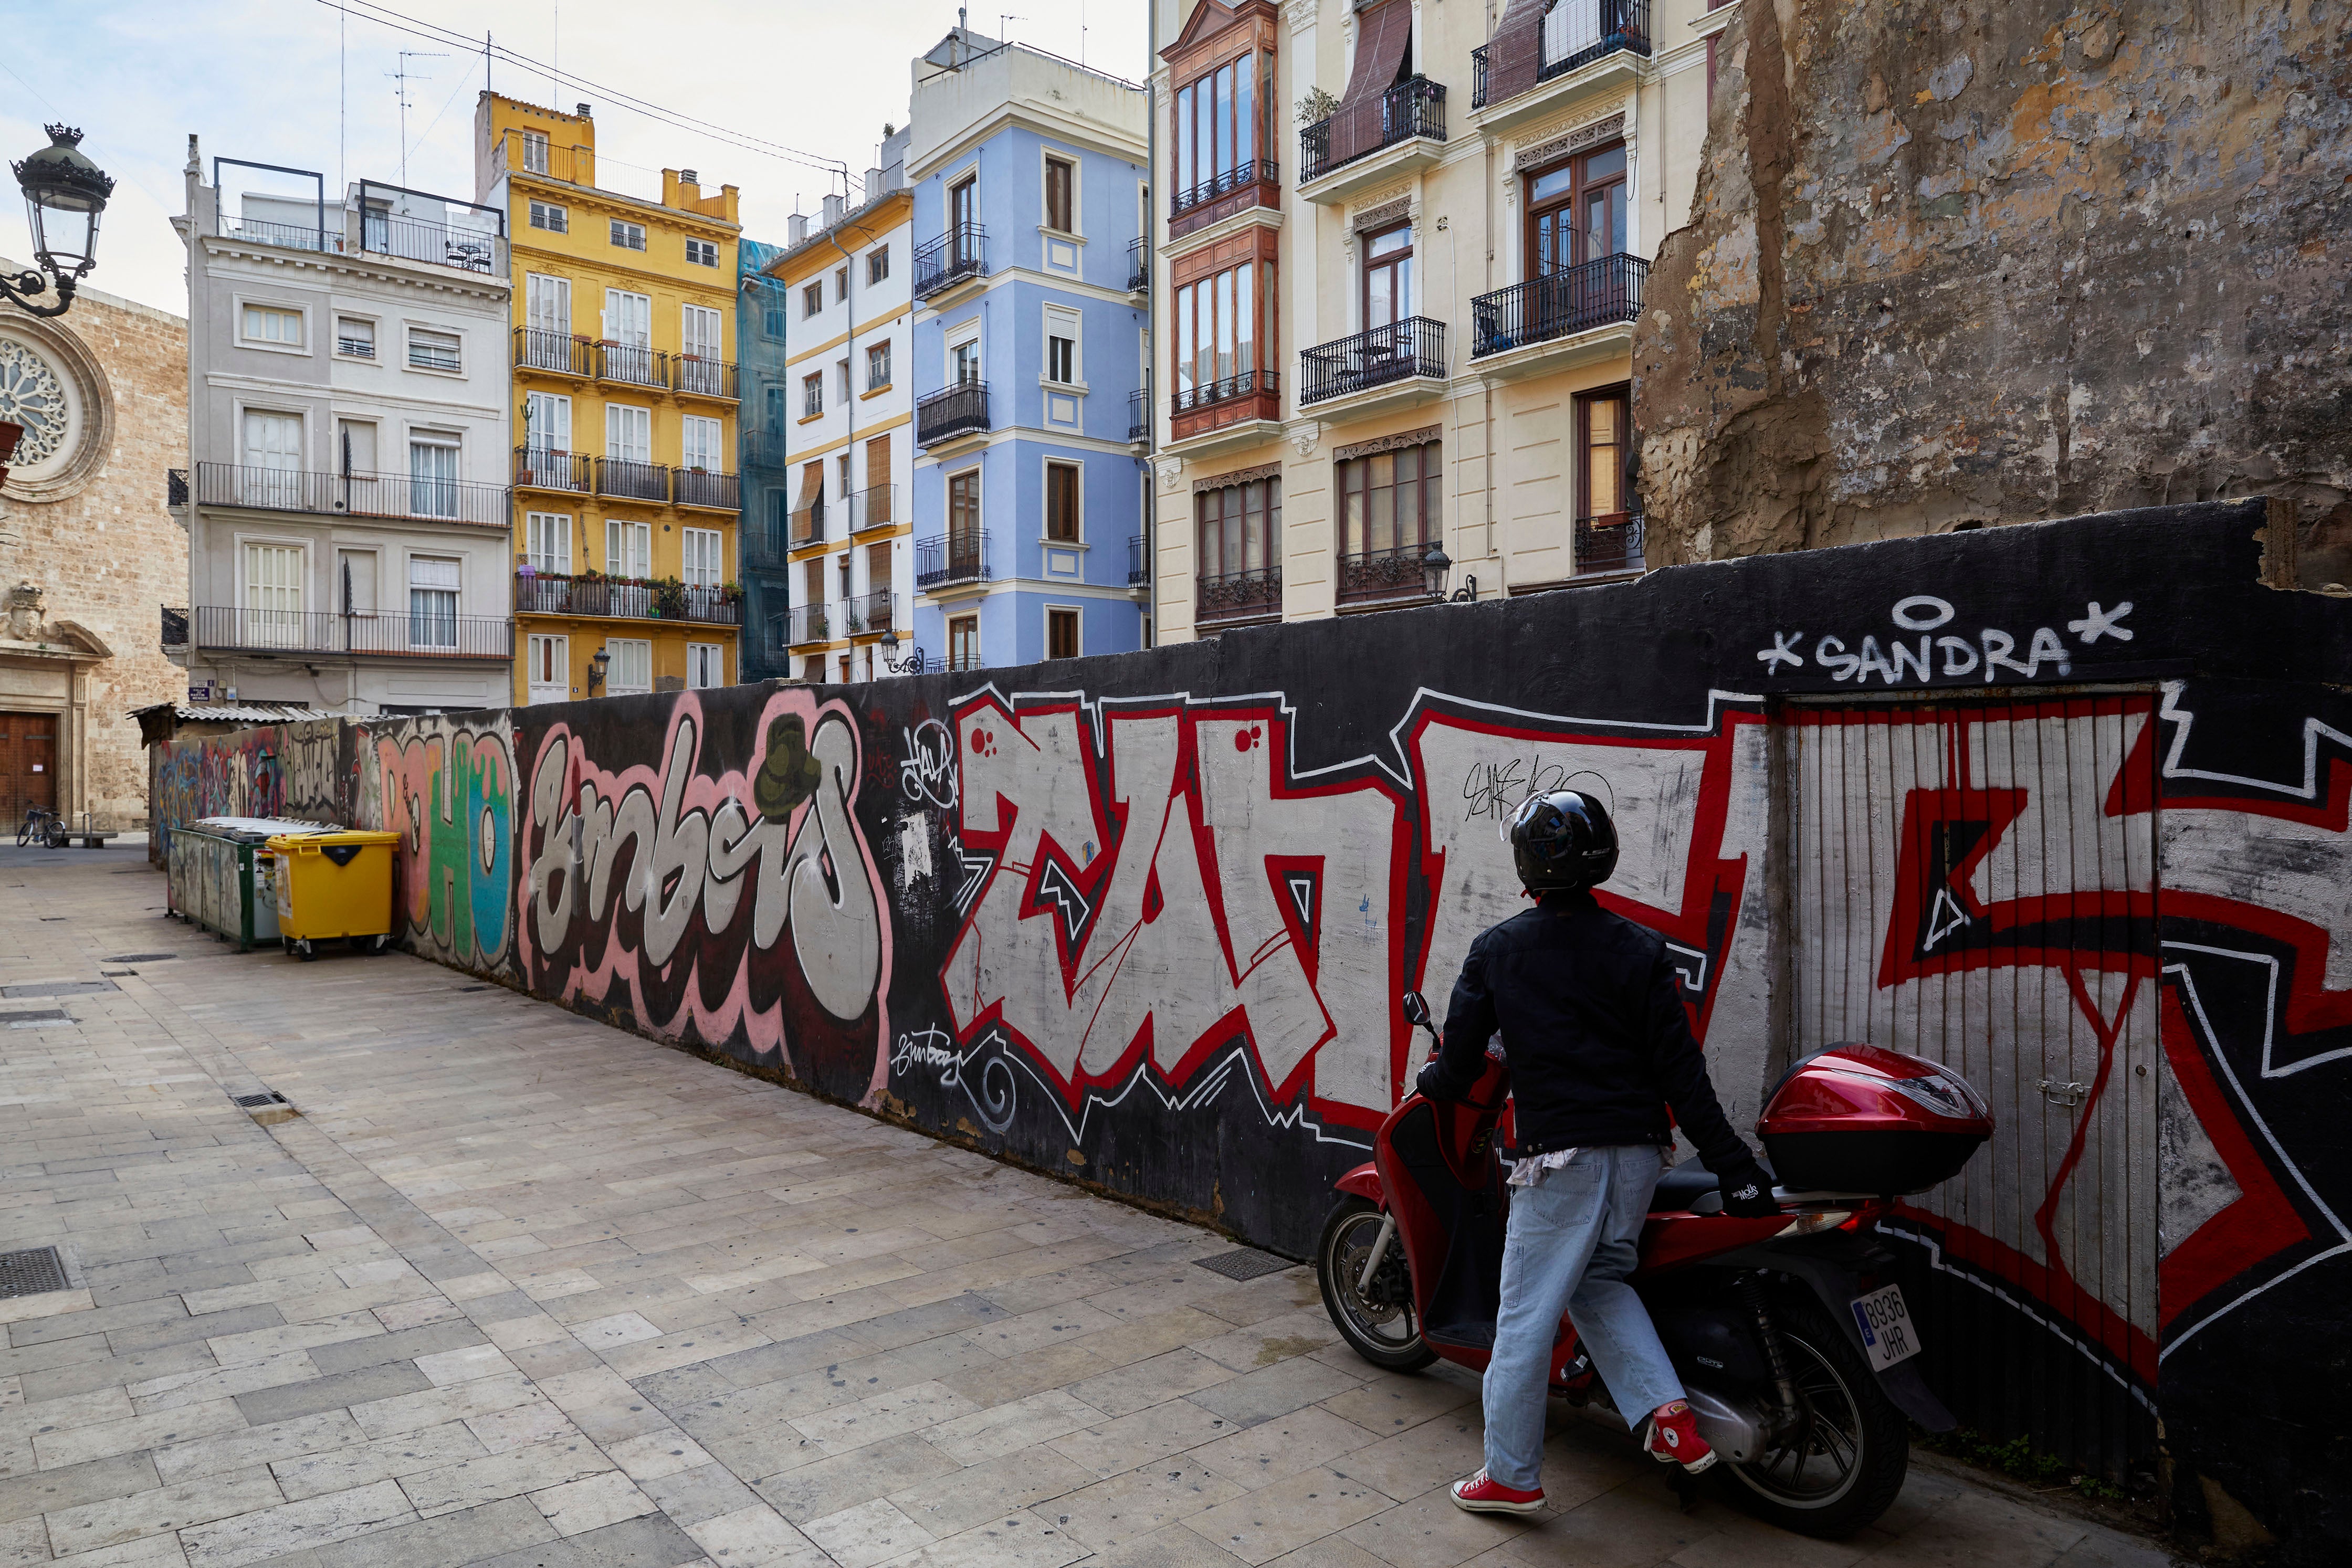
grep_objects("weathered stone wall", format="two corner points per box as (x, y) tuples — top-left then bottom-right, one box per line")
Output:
(1635, 0), (2352, 584)
(1, 280), (191, 826)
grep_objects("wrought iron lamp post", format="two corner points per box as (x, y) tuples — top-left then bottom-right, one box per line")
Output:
(1421, 543), (1478, 604)
(586, 646), (611, 696)
(877, 627), (926, 676)
(6, 127), (114, 318)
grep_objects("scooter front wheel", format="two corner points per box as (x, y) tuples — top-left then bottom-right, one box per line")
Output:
(1317, 1196), (1435, 1373)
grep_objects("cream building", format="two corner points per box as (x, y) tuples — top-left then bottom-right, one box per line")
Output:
(1149, 0), (1735, 637)
(0, 271), (189, 833)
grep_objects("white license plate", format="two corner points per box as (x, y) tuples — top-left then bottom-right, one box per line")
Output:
(1850, 1283), (1921, 1371)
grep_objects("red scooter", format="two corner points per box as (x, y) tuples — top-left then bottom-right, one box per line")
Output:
(1315, 992), (1993, 1538)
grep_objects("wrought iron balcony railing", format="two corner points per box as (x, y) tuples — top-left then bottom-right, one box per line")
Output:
(913, 224), (986, 299)
(598, 343), (669, 390)
(1299, 318), (1447, 406)
(847, 589), (897, 635)
(916, 381), (991, 446)
(1573, 512), (1646, 576)
(1172, 368), (1278, 418)
(850, 485), (899, 531)
(514, 327), (595, 375)
(1196, 566), (1282, 626)
(1300, 79), (1445, 183)
(356, 186), (503, 276)
(1469, 254), (1648, 358)
(1338, 543), (1432, 605)
(1471, 0), (1653, 108)
(167, 468), (188, 507)
(791, 501), (825, 548)
(186, 606), (512, 659)
(674, 469), (740, 511)
(193, 461), (509, 528)
(513, 446), (592, 493)
(788, 603), (833, 647)
(916, 530), (990, 590)
(1128, 235), (1151, 291)
(674, 356), (740, 399)
(595, 457), (670, 502)
(1128, 534), (1149, 585)
(1129, 386), (1151, 441)
(1170, 160), (1279, 219)
(512, 574), (741, 625)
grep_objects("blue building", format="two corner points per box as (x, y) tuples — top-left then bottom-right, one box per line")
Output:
(737, 236), (793, 681)
(904, 26), (1153, 672)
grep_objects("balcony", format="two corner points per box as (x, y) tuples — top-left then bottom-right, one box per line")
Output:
(913, 224), (986, 301)
(1298, 80), (1445, 202)
(167, 468), (188, 507)
(596, 458), (670, 503)
(1195, 566), (1282, 629)
(788, 603), (834, 648)
(1128, 535), (1149, 585)
(1338, 543), (1433, 607)
(916, 381), (991, 447)
(492, 130), (596, 186)
(846, 589), (897, 635)
(1169, 368), (1280, 451)
(1299, 318), (1448, 413)
(185, 606), (512, 660)
(512, 574), (741, 626)
(674, 356), (740, 401)
(513, 446), (592, 494)
(514, 328), (594, 377)
(1469, 254), (1647, 370)
(355, 182), (505, 277)
(598, 343), (670, 391)
(1129, 387), (1151, 443)
(790, 501), (826, 549)
(1168, 159), (1280, 241)
(916, 530), (990, 591)
(1573, 513), (1646, 577)
(193, 461), (509, 529)
(1127, 236), (1151, 293)
(850, 486), (899, 533)
(675, 469), (741, 511)
(1469, 0), (1652, 129)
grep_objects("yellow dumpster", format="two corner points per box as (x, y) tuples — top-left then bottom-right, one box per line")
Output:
(263, 828), (402, 961)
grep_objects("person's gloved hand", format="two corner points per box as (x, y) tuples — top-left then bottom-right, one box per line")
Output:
(1718, 1161), (1780, 1218)
(1414, 1059), (1457, 1102)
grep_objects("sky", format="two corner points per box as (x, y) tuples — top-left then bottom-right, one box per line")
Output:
(1, 0), (1151, 318)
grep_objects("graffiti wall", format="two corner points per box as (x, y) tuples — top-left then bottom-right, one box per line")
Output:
(148, 501), (2351, 1555)
(150, 718), (346, 861)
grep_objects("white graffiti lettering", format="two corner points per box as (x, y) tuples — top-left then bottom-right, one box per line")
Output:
(899, 720), (958, 811)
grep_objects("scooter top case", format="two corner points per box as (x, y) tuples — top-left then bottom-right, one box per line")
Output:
(1756, 1044), (1993, 1196)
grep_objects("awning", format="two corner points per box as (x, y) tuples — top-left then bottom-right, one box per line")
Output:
(1481, 0), (1551, 108)
(1329, 0), (1415, 166)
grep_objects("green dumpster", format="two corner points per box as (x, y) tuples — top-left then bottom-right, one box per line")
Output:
(166, 816), (340, 952)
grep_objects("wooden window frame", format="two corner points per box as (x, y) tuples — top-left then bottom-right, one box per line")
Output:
(1574, 383), (1632, 524)
(1044, 155), (1077, 235)
(1524, 138), (1626, 278)
(1044, 460), (1082, 543)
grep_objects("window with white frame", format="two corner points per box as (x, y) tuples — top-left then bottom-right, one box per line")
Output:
(527, 633), (569, 701)
(606, 404), (652, 464)
(335, 317), (375, 358)
(1047, 605), (1080, 661)
(242, 304), (303, 348)
(605, 638), (652, 697)
(950, 334), (980, 386)
(524, 391), (572, 458)
(520, 130), (550, 173)
(681, 303), (722, 362)
(528, 199), (568, 233)
(242, 410), (301, 473)
(606, 518), (652, 578)
(408, 556), (460, 647)
(1045, 304), (1080, 383)
(802, 372), (822, 418)
(244, 542), (303, 633)
(802, 281), (823, 319)
(866, 341), (891, 390)
(681, 415), (723, 473)
(867, 247), (889, 284)
(408, 438), (459, 519)
(526, 272), (570, 332)
(834, 266), (849, 304)
(687, 643), (723, 689)
(406, 328), (460, 373)
(610, 218), (647, 250)
(526, 511), (573, 574)
(681, 528), (723, 588)
(686, 237), (719, 267)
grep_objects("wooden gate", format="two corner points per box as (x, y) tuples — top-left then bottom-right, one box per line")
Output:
(1784, 693), (2160, 1481)
(0, 712), (58, 825)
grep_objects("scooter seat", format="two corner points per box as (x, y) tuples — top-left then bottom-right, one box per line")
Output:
(1651, 1155), (1776, 1213)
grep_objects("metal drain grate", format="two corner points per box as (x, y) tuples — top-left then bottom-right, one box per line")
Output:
(1192, 1248), (1296, 1282)
(0, 1247), (68, 1300)
(232, 1091), (288, 1109)
(3, 1009), (73, 1029)
(2, 980), (118, 999)
(104, 953), (177, 964)
(458, 985), (492, 993)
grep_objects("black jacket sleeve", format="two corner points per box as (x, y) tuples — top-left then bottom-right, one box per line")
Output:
(1425, 928), (1499, 1099)
(1642, 944), (1762, 1177)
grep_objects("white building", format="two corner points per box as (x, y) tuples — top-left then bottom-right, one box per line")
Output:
(169, 139), (515, 714)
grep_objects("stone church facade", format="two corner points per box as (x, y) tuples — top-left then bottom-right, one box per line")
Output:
(1, 272), (189, 832)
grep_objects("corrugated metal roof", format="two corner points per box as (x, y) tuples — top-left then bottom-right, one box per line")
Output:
(128, 703), (340, 724)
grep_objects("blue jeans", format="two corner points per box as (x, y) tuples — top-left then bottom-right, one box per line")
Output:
(1482, 1145), (1685, 1491)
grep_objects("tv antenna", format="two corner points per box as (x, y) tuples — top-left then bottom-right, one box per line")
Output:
(388, 50), (449, 185)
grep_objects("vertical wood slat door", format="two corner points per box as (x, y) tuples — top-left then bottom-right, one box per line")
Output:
(1787, 694), (2160, 1482)
(0, 713), (58, 822)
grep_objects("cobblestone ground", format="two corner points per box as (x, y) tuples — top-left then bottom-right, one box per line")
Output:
(0, 845), (2181, 1568)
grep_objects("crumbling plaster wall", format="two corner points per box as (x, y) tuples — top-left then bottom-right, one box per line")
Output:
(1635, 0), (2352, 582)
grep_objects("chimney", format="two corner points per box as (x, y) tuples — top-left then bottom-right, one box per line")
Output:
(680, 169), (698, 186)
(576, 102), (592, 118)
(865, 165), (885, 196)
(788, 213), (808, 246)
(822, 193), (844, 226)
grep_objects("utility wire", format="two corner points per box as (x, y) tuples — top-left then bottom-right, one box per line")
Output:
(310, 0), (856, 191)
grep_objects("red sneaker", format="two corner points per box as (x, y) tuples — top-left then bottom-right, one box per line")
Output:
(1450, 1470), (1545, 1514)
(1643, 1401), (1717, 1473)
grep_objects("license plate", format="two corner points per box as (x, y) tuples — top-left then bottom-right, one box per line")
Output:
(1850, 1283), (1921, 1371)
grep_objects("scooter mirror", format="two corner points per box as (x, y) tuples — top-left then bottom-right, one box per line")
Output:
(1399, 991), (1430, 1027)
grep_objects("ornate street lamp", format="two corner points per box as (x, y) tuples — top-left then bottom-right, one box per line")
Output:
(7, 126), (113, 318)
(878, 627), (926, 676)
(587, 646), (611, 695)
(1421, 542), (1478, 604)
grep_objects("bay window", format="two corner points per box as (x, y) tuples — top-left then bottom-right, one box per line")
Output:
(1172, 51), (1264, 212)
(1172, 260), (1262, 411)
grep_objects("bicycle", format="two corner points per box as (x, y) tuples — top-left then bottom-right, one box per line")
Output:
(16, 805), (67, 848)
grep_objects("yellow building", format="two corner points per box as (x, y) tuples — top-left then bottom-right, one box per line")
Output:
(473, 94), (742, 703)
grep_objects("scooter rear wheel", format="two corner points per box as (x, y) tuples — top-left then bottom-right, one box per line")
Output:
(1317, 1196), (1435, 1373)
(1713, 1292), (1909, 1537)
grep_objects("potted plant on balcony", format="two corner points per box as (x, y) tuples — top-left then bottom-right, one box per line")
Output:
(652, 576), (687, 619)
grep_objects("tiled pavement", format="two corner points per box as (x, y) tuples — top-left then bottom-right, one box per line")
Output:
(0, 844), (2180, 1568)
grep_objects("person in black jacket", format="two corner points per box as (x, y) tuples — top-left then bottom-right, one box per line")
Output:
(1430, 788), (1780, 1516)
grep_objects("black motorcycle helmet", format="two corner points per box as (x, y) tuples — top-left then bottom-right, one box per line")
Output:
(1508, 788), (1619, 893)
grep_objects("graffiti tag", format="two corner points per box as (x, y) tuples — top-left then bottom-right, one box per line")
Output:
(899, 719), (958, 811)
(1755, 596), (2134, 684)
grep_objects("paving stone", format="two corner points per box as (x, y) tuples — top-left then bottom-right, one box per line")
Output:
(0, 1449), (162, 1525)
(470, 1509), (708, 1568)
(307, 1321), (487, 1378)
(176, 1478), (416, 1568)
(234, 1364), (434, 1427)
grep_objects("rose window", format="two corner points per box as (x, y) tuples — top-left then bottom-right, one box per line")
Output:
(0, 340), (70, 466)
